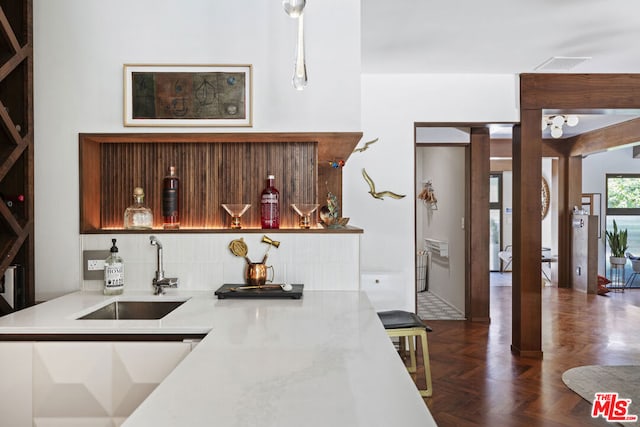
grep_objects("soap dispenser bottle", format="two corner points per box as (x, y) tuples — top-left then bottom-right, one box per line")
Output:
(104, 238), (124, 295)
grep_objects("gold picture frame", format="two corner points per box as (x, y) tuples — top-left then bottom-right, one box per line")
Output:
(123, 64), (252, 127)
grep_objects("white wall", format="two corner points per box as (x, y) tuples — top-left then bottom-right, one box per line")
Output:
(416, 147), (466, 312)
(80, 233), (361, 293)
(33, 3), (523, 308)
(542, 158), (553, 250)
(582, 146), (640, 274)
(33, 0), (361, 300)
(351, 74), (519, 310)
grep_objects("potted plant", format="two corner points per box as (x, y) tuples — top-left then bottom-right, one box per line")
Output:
(606, 220), (629, 266)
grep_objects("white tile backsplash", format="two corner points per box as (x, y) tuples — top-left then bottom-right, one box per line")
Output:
(81, 233), (361, 293)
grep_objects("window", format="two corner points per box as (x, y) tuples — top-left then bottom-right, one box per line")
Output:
(607, 174), (640, 215)
(606, 174), (640, 284)
(489, 174), (502, 271)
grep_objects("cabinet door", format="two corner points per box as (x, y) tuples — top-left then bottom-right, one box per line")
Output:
(0, 342), (33, 426)
(111, 342), (191, 418)
(32, 341), (191, 427)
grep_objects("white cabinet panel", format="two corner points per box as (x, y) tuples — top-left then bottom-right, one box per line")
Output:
(112, 342), (191, 417)
(33, 342), (112, 418)
(14, 341), (192, 427)
(0, 342), (33, 427)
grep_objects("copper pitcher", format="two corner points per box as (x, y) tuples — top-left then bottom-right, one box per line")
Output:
(245, 262), (274, 287)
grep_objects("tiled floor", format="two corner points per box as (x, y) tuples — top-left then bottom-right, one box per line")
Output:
(417, 291), (466, 320)
(417, 272), (513, 320)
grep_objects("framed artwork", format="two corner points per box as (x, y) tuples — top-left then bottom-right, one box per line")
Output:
(123, 64), (252, 127)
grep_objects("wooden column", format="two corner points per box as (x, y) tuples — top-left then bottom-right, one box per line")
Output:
(466, 128), (490, 321)
(555, 155), (582, 287)
(511, 110), (543, 358)
(566, 156), (583, 288)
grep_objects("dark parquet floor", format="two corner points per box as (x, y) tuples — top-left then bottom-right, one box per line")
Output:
(415, 275), (640, 426)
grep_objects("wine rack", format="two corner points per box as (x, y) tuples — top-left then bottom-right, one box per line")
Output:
(0, 0), (33, 314)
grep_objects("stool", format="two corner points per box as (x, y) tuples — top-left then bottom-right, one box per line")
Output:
(378, 310), (433, 397)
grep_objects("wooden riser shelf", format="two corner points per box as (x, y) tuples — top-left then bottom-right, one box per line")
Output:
(83, 226), (363, 234)
(80, 132), (362, 234)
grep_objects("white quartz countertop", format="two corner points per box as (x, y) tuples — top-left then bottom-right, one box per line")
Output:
(0, 290), (219, 335)
(0, 290), (437, 427)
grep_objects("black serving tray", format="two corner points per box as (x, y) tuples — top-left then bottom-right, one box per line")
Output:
(214, 284), (304, 299)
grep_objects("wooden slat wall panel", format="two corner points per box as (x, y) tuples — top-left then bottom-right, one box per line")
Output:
(100, 142), (317, 229)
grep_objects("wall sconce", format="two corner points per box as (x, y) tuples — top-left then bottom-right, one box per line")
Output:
(418, 180), (438, 210)
(542, 114), (579, 139)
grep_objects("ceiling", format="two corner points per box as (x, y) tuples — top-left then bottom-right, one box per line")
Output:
(362, 0), (640, 74)
(361, 0), (640, 139)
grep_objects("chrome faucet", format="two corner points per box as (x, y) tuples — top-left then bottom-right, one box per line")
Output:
(150, 235), (179, 295)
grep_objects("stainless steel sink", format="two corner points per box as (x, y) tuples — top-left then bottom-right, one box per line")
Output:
(77, 300), (186, 320)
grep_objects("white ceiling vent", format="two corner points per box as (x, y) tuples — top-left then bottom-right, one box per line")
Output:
(534, 56), (591, 71)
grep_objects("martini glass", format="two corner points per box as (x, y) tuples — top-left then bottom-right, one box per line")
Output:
(222, 204), (251, 229)
(291, 203), (319, 229)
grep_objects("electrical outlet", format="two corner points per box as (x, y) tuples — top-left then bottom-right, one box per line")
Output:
(83, 250), (110, 280)
(87, 259), (105, 271)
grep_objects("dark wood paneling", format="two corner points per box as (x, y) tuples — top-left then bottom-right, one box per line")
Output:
(555, 155), (583, 289)
(489, 159), (512, 172)
(99, 142), (316, 229)
(491, 138), (570, 159)
(511, 112), (543, 358)
(467, 128), (490, 322)
(542, 140), (570, 158)
(512, 72), (640, 359)
(569, 116), (640, 157)
(555, 157), (569, 287)
(489, 138), (512, 157)
(567, 156), (583, 216)
(521, 73), (640, 109)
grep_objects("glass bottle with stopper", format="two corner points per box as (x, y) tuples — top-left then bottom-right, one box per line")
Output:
(162, 166), (180, 229)
(124, 187), (153, 229)
(260, 175), (280, 229)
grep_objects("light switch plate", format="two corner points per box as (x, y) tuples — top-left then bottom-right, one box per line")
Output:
(83, 250), (110, 280)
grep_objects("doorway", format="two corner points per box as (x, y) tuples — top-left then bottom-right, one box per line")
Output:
(415, 145), (467, 319)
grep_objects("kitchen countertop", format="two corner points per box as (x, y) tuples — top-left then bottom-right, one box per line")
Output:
(0, 290), (437, 427)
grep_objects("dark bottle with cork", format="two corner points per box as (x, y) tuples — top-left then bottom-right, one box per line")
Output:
(162, 166), (180, 229)
(260, 174), (280, 229)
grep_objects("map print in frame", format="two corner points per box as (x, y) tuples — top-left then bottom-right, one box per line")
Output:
(124, 64), (252, 127)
